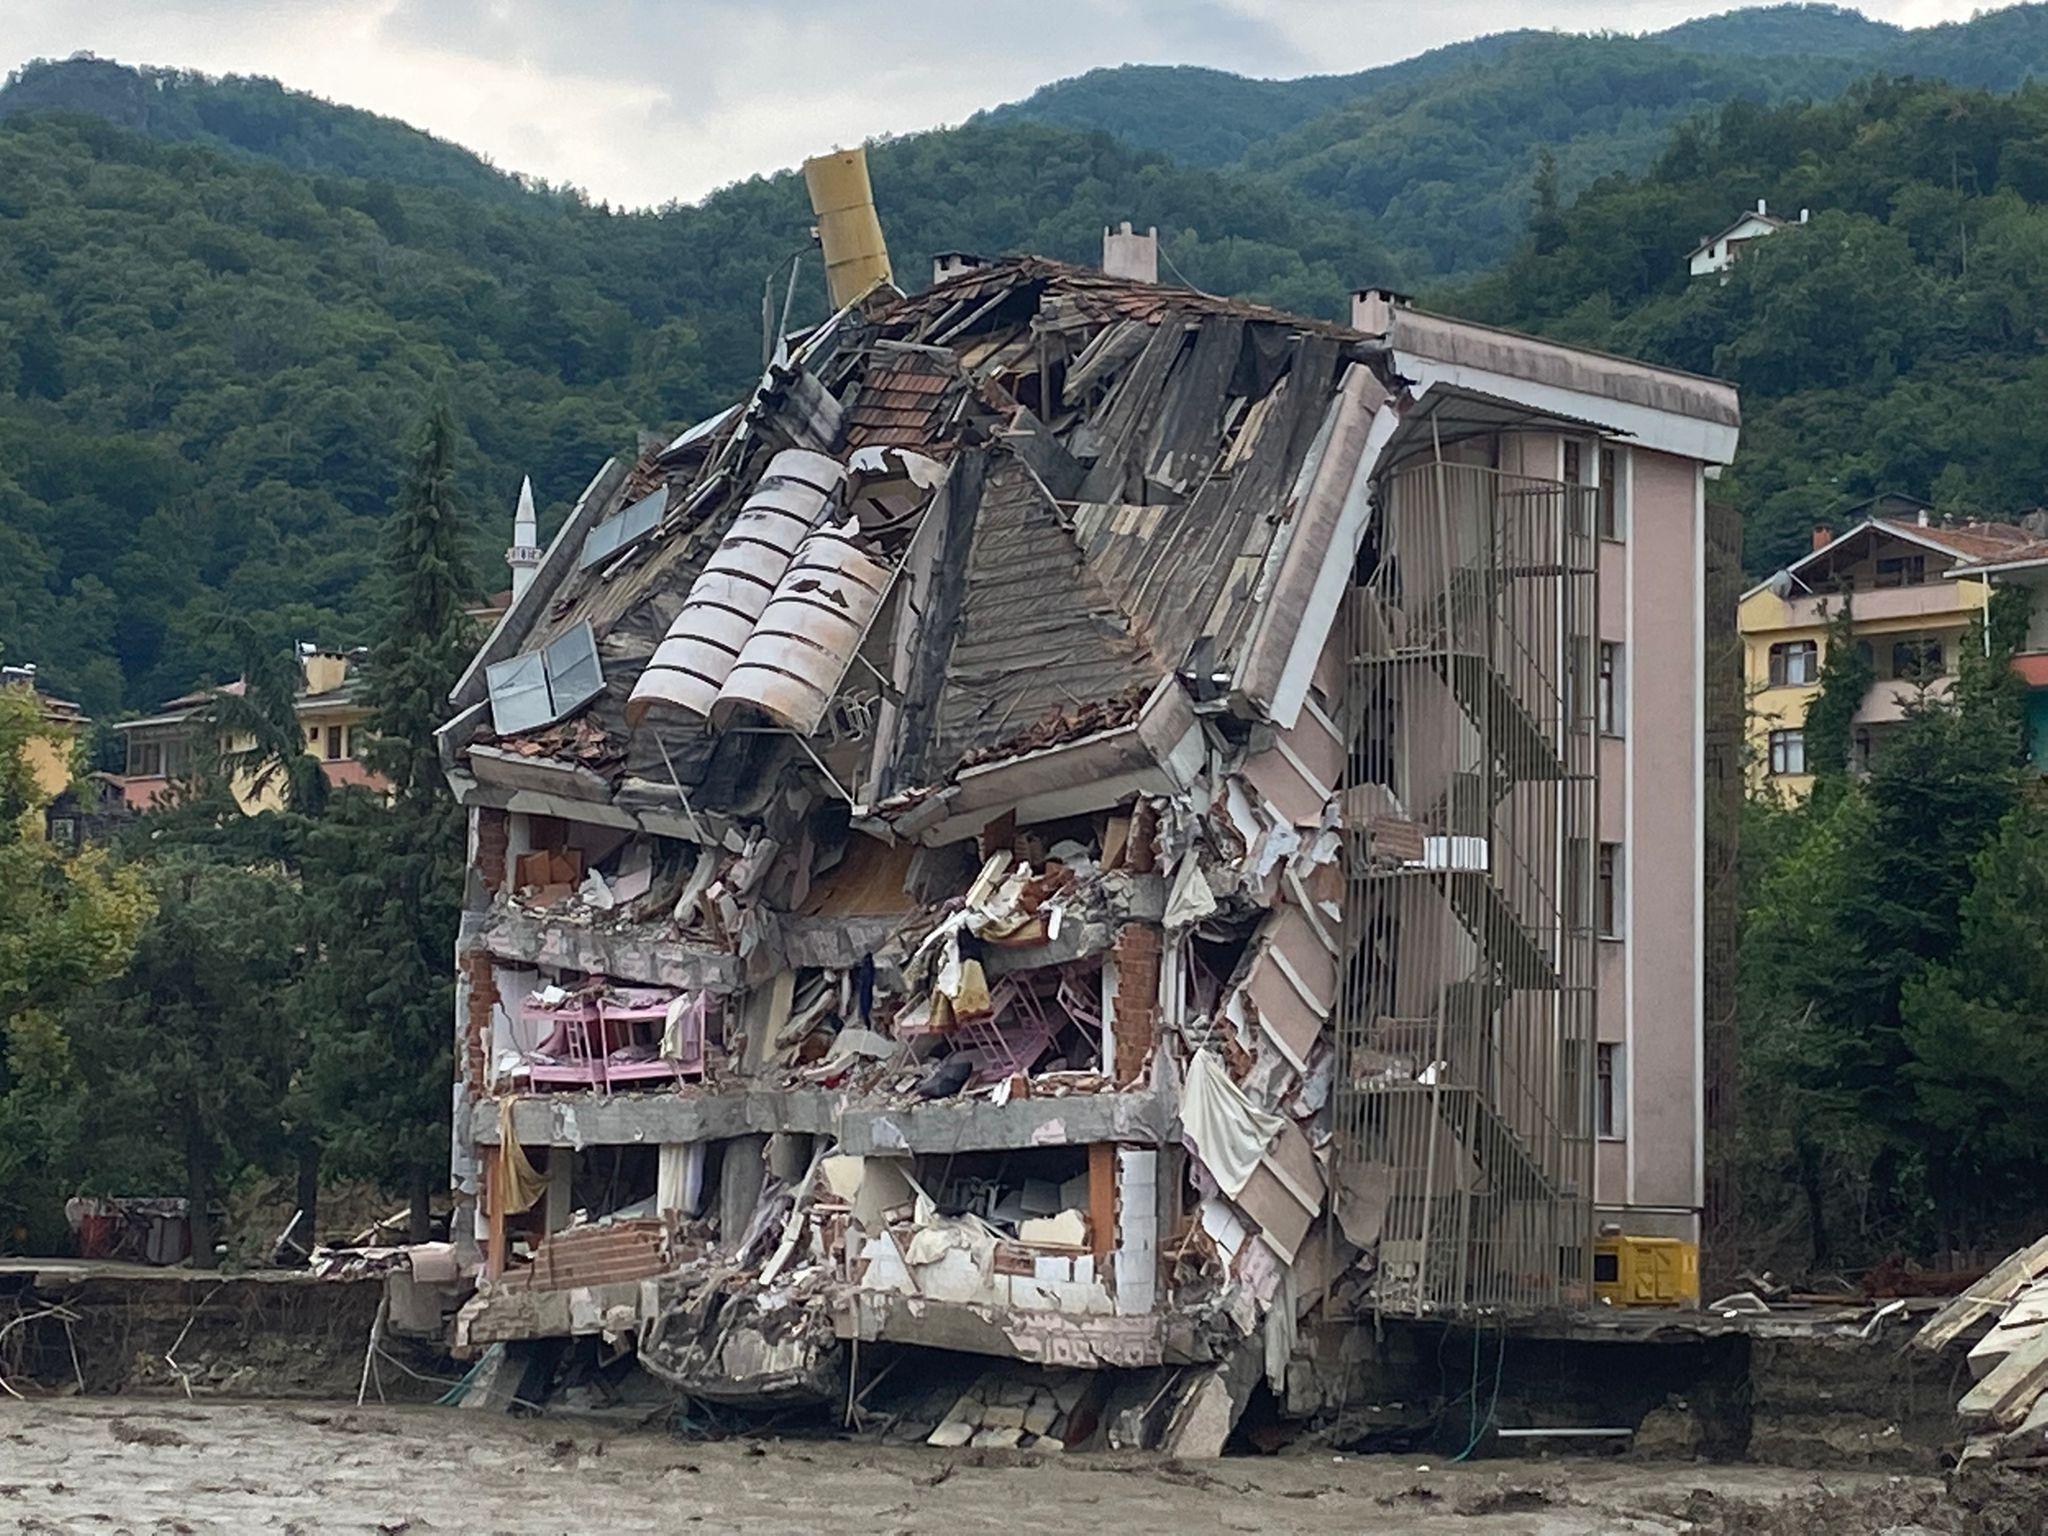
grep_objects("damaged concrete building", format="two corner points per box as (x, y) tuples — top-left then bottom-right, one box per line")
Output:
(433, 163), (1740, 1438)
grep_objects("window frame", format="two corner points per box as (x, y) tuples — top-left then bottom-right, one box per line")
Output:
(1891, 635), (1944, 682)
(1874, 553), (1927, 589)
(1769, 728), (1807, 777)
(1597, 444), (1626, 541)
(1597, 640), (1624, 736)
(324, 724), (346, 761)
(1595, 1042), (1625, 1140)
(1595, 841), (1623, 940)
(1767, 639), (1818, 688)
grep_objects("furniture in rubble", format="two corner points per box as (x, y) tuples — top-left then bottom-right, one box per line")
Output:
(514, 986), (707, 1092)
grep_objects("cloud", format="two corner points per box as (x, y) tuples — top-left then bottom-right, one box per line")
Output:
(0, 0), (2004, 207)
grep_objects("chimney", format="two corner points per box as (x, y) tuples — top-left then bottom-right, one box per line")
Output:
(1350, 285), (1410, 337)
(1757, 197), (1768, 216)
(803, 146), (893, 307)
(1102, 221), (1158, 284)
(1918, 507), (1931, 528)
(930, 250), (986, 287)
(1811, 524), (1834, 552)
(507, 475), (542, 604)
(1799, 207), (1810, 224)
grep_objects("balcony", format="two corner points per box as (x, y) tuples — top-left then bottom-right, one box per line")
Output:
(1854, 674), (1954, 725)
(1771, 582), (1979, 629)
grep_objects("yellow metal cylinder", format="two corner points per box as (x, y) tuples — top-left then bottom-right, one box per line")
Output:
(803, 147), (893, 308)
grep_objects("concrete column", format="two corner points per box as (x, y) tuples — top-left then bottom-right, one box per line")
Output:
(719, 1134), (770, 1249)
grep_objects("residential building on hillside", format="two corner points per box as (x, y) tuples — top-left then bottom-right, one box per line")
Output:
(1687, 199), (1808, 279)
(1740, 514), (2025, 799)
(0, 663), (117, 844)
(113, 647), (384, 812)
(430, 160), (1740, 1439)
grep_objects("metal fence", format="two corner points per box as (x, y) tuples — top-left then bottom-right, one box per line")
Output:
(1333, 458), (1598, 1316)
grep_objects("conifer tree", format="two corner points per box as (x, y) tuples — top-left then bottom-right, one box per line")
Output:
(304, 395), (474, 1243)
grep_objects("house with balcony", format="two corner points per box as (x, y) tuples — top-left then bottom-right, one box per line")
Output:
(1739, 513), (2028, 798)
(428, 152), (1741, 1442)
(112, 647), (385, 812)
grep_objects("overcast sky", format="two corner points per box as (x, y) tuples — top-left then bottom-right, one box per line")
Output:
(0, 1), (1997, 208)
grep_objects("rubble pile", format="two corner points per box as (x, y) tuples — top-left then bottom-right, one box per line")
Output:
(1922, 1235), (2048, 1471)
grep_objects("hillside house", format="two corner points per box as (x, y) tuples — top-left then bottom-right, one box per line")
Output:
(113, 647), (384, 812)
(1688, 199), (1808, 279)
(1740, 512), (2025, 798)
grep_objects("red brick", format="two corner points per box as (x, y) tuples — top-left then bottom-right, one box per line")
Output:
(475, 807), (509, 893)
(1113, 921), (1161, 1085)
(462, 949), (498, 1094)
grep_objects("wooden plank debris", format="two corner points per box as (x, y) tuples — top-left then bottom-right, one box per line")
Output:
(1916, 1234), (2048, 1353)
(1959, 1325), (2048, 1429)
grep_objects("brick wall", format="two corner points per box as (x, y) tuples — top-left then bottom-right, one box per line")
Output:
(1112, 922), (1161, 1085)
(462, 949), (498, 1095)
(475, 806), (509, 894)
(495, 1219), (668, 1292)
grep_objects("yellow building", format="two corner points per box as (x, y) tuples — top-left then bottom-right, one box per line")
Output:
(113, 647), (384, 814)
(1740, 511), (2026, 799)
(2, 663), (88, 837)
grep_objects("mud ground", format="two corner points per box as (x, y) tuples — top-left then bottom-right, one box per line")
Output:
(2, 1399), (2032, 1535)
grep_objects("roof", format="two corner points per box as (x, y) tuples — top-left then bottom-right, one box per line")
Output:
(1688, 209), (1792, 259)
(1745, 516), (2032, 599)
(442, 254), (1742, 830)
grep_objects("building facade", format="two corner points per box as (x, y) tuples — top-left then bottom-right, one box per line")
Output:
(434, 234), (1737, 1422)
(1740, 516), (2024, 799)
(113, 647), (383, 812)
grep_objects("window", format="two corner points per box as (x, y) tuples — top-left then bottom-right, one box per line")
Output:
(1596, 842), (1622, 939)
(1767, 640), (1818, 687)
(1892, 637), (1944, 681)
(1598, 642), (1624, 735)
(1596, 1042), (1625, 1139)
(1875, 554), (1927, 589)
(1562, 439), (1584, 486)
(1597, 445), (1625, 540)
(131, 740), (163, 777)
(1769, 728), (1806, 777)
(324, 725), (347, 760)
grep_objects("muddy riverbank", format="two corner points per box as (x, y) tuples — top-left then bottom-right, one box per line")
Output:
(0, 1399), (2035, 1535)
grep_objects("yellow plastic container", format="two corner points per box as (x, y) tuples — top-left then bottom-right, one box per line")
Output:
(1593, 1235), (1700, 1307)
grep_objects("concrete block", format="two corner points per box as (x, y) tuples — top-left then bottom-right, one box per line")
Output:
(1033, 1255), (1073, 1284)
(1023, 1402), (1057, 1436)
(927, 1420), (975, 1447)
(971, 1427), (1024, 1449)
(982, 1403), (1028, 1430)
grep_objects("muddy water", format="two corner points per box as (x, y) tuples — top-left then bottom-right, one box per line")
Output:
(0, 1400), (1948, 1534)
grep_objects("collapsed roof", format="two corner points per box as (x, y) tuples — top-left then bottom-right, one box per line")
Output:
(439, 256), (1731, 846)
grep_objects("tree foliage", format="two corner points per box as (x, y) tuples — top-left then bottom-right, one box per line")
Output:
(0, 686), (151, 1248)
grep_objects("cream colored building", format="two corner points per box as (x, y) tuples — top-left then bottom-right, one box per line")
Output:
(1740, 511), (2025, 798)
(113, 647), (383, 813)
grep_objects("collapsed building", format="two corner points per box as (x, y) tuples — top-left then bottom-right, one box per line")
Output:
(433, 157), (1740, 1440)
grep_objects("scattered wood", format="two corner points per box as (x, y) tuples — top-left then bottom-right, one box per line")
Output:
(1916, 1234), (2048, 1353)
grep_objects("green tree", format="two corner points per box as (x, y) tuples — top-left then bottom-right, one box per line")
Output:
(0, 685), (153, 1249)
(1800, 598), (1872, 784)
(304, 398), (474, 1243)
(67, 854), (303, 1267)
(1901, 802), (2048, 1244)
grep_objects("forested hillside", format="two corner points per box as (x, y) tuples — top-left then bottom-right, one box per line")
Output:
(1449, 77), (2048, 574)
(0, 103), (1395, 718)
(13, 11), (2048, 718)
(999, 4), (2048, 274)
